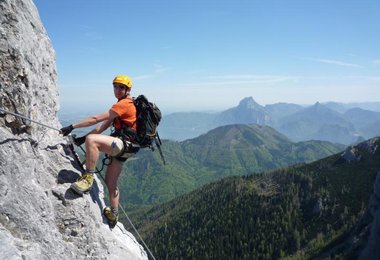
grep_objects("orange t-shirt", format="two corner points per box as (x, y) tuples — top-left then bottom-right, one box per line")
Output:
(111, 97), (137, 130)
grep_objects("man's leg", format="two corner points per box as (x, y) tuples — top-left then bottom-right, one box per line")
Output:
(71, 134), (115, 194)
(103, 159), (123, 228)
(105, 159), (123, 208)
(85, 134), (114, 171)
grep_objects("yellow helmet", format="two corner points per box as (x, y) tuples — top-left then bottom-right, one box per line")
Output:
(113, 74), (132, 89)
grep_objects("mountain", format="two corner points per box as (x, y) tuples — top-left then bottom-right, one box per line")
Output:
(214, 97), (271, 125)
(159, 98), (379, 144)
(324, 102), (380, 113)
(363, 119), (380, 139)
(158, 97), (273, 141)
(344, 108), (380, 138)
(278, 102), (360, 144)
(264, 102), (304, 124)
(323, 101), (350, 113)
(119, 124), (344, 208)
(0, 1), (146, 259)
(134, 137), (380, 259)
(159, 97), (301, 141)
(314, 124), (362, 145)
(158, 112), (216, 141)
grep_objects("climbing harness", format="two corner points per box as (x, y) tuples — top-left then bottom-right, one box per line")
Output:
(113, 95), (166, 165)
(1, 107), (156, 260)
(112, 123), (166, 165)
(0, 107), (61, 132)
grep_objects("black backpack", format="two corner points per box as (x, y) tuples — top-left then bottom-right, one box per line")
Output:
(132, 95), (165, 163)
(133, 95), (161, 145)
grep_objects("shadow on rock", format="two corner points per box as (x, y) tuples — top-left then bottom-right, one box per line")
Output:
(58, 169), (80, 184)
(64, 188), (83, 201)
(89, 177), (107, 217)
(62, 144), (86, 173)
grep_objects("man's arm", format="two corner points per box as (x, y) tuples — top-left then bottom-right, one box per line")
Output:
(60, 109), (119, 136)
(72, 111), (110, 129)
(83, 109), (119, 135)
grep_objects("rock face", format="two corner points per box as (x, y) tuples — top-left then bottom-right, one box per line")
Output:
(0, 0), (147, 259)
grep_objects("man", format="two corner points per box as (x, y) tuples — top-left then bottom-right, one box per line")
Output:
(60, 74), (138, 228)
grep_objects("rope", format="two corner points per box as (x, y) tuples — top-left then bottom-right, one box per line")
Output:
(0, 107), (61, 132)
(118, 204), (156, 260)
(74, 143), (156, 260)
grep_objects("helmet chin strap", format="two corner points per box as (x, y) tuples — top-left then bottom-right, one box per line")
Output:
(119, 90), (130, 101)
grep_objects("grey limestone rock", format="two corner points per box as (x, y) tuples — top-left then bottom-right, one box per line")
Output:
(0, 0), (147, 259)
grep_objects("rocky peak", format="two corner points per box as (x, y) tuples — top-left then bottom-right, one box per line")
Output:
(310, 102), (328, 112)
(216, 97), (270, 125)
(308, 102), (342, 118)
(238, 97), (262, 110)
(0, 0), (147, 259)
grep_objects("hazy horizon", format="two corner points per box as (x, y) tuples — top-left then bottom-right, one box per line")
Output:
(58, 97), (380, 117)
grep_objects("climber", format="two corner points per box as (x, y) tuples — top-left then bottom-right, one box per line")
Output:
(60, 74), (137, 228)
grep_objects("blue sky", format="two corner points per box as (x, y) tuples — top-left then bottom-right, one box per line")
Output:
(33, 0), (380, 114)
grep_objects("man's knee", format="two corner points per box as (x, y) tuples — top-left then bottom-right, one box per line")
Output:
(106, 181), (119, 197)
(85, 134), (98, 146)
(112, 187), (119, 197)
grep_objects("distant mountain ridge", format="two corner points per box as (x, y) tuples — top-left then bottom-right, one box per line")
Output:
(277, 102), (358, 144)
(159, 97), (380, 144)
(120, 124), (344, 208)
(344, 108), (380, 133)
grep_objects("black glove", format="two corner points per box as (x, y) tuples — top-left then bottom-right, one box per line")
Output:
(74, 135), (86, 146)
(60, 124), (74, 136)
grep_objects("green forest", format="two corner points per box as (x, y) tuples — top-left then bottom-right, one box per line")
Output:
(119, 124), (344, 208)
(74, 125), (380, 258)
(127, 138), (380, 259)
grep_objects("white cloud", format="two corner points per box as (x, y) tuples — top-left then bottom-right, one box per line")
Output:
(208, 74), (295, 80)
(79, 25), (103, 41)
(373, 60), (380, 64)
(133, 63), (170, 81)
(153, 63), (169, 73)
(134, 74), (153, 81)
(183, 74), (300, 87)
(302, 57), (363, 68)
(83, 32), (103, 41)
(315, 58), (363, 68)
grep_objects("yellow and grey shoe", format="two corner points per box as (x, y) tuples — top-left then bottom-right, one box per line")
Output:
(103, 206), (118, 229)
(70, 173), (94, 194)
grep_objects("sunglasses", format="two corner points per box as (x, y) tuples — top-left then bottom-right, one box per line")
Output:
(113, 84), (127, 90)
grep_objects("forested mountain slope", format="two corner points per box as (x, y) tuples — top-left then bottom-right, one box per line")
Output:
(133, 137), (380, 259)
(119, 124), (344, 208)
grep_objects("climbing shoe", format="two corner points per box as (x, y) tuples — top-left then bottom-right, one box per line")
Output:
(103, 206), (119, 229)
(70, 173), (94, 194)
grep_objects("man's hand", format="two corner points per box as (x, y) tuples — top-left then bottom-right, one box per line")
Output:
(74, 135), (86, 146)
(60, 125), (74, 136)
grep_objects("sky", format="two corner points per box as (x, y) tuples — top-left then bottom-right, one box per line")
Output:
(33, 0), (380, 114)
